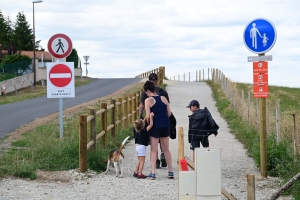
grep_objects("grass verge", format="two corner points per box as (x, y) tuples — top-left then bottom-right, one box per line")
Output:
(0, 117), (133, 179)
(0, 79), (143, 179)
(206, 80), (300, 199)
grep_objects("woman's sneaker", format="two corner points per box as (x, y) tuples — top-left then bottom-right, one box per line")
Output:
(168, 171), (174, 179)
(147, 172), (152, 177)
(147, 173), (156, 180)
(133, 172), (138, 177)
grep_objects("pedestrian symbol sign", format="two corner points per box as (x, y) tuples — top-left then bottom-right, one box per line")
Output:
(243, 18), (277, 54)
(56, 39), (65, 54)
(47, 33), (73, 58)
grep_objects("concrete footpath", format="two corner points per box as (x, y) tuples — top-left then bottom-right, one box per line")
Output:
(137, 79), (280, 199)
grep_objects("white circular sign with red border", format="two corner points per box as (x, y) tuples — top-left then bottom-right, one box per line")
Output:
(47, 33), (72, 58)
(49, 64), (72, 87)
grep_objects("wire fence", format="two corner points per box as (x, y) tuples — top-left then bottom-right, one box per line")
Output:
(0, 60), (31, 82)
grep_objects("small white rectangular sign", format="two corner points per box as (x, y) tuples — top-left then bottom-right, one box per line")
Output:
(248, 55), (272, 62)
(50, 88), (72, 97)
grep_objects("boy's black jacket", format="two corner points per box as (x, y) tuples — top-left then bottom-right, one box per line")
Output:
(169, 112), (177, 139)
(188, 107), (219, 142)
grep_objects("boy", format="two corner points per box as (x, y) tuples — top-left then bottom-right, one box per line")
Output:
(187, 100), (219, 162)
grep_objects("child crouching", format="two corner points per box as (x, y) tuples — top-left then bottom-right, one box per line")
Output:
(133, 112), (154, 179)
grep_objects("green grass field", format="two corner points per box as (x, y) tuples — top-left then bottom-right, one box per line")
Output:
(207, 80), (300, 199)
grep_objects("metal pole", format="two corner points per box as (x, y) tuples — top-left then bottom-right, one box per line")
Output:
(86, 63), (87, 77)
(33, 3), (36, 86)
(57, 58), (64, 137)
(59, 98), (63, 137)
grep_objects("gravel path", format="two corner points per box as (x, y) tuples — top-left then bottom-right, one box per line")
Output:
(0, 80), (292, 200)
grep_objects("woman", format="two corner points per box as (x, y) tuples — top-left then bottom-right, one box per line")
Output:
(143, 81), (174, 180)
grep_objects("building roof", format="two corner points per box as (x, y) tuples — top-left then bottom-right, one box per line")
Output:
(20, 51), (53, 61)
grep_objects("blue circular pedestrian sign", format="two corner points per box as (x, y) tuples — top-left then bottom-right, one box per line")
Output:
(243, 18), (277, 54)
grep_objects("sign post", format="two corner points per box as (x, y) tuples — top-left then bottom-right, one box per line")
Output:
(83, 56), (90, 78)
(243, 18), (277, 178)
(47, 33), (73, 137)
(1, 84), (6, 100)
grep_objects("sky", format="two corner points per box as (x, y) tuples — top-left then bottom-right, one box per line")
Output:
(1, 0), (300, 87)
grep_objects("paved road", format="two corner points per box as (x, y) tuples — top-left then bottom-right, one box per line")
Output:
(0, 78), (142, 139)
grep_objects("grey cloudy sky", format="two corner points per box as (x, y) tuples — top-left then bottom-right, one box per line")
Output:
(2, 0), (300, 87)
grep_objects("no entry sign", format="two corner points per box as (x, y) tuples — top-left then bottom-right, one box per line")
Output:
(49, 64), (72, 87)
(47, 62), (75, 98)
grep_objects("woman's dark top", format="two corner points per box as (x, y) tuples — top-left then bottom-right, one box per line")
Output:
(150, 96), (170, 128)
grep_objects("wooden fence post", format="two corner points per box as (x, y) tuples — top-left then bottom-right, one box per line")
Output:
(208, 68), (210, 80)
(117, 97), (122, 133)
(256, 99), (259, 129)
(260, 98), (267, 178)
(128, 95), (132, 125)
(101, 102), (107, 147)
(79, 115), (87, 172)
(292, 113), (299, 157)
(231, 84), (236, 111)
(132, 94), (135, 121)
(242, 90), (244, 119)
(248, 91), (251, 123)
(163, 66), (166, 81)
(124, 97), (128, 128)
(178, 127), (184, 171)
(135, 92), (139, 120)
(247, 174), (255, 200)
(111, 99), (116, 137)
(89, 108), (96, 152)
(199, 70), (201, 82)
(276, 99), (281, 143)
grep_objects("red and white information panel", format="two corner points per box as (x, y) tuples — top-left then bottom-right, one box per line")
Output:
(47, 62), (75, 98)
(253, 62), (268, 98)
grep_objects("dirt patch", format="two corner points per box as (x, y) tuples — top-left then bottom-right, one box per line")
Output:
(0, 81), (144, 182)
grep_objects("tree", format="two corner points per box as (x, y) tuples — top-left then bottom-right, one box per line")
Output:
(0, 13), (19, 60)
(66, 48), (79, 68)
(0, 10), (9, 49)
(13, 12), (33, 51)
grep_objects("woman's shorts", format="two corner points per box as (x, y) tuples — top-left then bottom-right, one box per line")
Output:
(136, 144), (147, 156)
(149, 127), (170, 138)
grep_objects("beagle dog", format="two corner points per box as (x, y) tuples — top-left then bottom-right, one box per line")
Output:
(104, 136), (130, 177)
